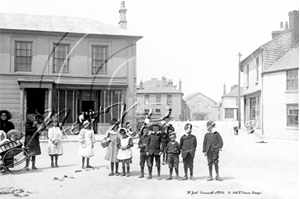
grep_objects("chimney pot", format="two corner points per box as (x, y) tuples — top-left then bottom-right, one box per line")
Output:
(118, 1), (127, 29)
(285, 21), (289, 30)
(280, 21), (283, 29)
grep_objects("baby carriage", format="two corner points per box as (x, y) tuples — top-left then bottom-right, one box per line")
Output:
(0, 130), (29, 173)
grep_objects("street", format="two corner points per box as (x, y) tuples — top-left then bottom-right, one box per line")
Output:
(0, 121), (299, 199)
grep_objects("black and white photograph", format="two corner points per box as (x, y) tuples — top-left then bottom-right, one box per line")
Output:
(0, 0), (299, 198)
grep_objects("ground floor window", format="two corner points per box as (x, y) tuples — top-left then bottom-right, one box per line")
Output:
(287, 104), (298, 126)
(225, 108), (234, 119)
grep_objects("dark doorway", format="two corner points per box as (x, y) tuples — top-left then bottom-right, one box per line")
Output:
(27, 88), (46, 114)
(82, 101), (94, 112)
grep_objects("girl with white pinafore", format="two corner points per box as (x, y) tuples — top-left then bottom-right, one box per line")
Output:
(117, 128), (134, 177)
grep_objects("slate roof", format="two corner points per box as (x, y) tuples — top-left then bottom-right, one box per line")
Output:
(0, 13), (142, 38)
(137, 87), (183, 94)
(263, 45), (299, 74)
(222, 87), (244, 97)
(241, 30), (293, 71)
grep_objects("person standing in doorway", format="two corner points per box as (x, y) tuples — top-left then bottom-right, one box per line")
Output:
(203, 121), (223, 181)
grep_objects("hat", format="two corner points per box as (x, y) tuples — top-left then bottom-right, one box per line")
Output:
(7, 129), (22, 140)
(83, 120), (90, 126)
(119, 128), (127, 135)
(149, 123), (162, 131)
(206, 121), (216, 128)
(169, 132), (176, 138)
(0, 110), (12, 120)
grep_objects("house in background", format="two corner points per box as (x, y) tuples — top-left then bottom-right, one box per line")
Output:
(262, 45), (298, 139)
(136, 77), (190, 121)
(184, 92), (218, 121)
(0, 2), (142, 133)
(240, 10), (298, 139)
(221, 84), (244, 121)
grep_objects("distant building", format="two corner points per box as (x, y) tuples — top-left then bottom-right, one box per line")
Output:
(0, 2), (142, 132)
(240, 10), (298, 139)
(220, 84), (244, 121)
(136, 77), (190, 121)
(184, 92), (218, 121)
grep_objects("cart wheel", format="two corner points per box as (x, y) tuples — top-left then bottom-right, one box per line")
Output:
(3, 148), (29, 173)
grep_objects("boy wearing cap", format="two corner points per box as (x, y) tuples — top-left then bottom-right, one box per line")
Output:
(166, 132), (181, 180)
(137, 126), (150, 178)
(180, 123), (197, 180)
(146, 123), (162, 180)
(203, 121), (223, 181)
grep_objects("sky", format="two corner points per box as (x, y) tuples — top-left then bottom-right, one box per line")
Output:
(0, 0), (299, 102)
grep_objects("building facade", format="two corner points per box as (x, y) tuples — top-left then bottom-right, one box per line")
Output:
(184, 92), (218, 121)
(240, 10), (299, 138)
(0, 4), (142, 133)
(221, 85), (244, 121)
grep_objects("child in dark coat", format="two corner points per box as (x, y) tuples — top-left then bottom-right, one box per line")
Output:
(138, 126), (150, 178)
(179, 123), (197, 180)
(203, 121), (223, 181)
(166, 132), (181, 180)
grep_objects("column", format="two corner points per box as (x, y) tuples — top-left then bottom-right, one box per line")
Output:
(48, 88), (53, 110)
(20, 88), (24, 132)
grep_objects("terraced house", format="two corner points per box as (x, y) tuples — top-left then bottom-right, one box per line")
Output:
(0, 2), (142, 133)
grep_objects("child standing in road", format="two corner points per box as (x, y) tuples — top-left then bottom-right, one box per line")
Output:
(203, 121), (223, 181)
(78, 120), (96, 169)
(179, 123), (197, 181)
(137, 126), (150, 178)
(117, 128), (134, 177)
(166, 132), (181, 180)
(48, 117), (63, 168)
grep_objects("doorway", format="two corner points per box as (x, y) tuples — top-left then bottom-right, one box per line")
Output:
(26, 88), (46, 114)
(81, 101), (94, 112)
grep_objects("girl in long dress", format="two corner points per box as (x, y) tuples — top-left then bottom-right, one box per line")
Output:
(105, 118), (122, 176)
(48, 117), (63, 167)
(78, 120), (96, 169)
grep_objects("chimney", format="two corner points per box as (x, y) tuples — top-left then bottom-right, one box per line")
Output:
(284, 21), (289, 30)
(231, 84), (238, 91)
(118, 1), (127, 29)
(162, 76), (167, 87)
(272, 22), (285, 39)
(140, 80), (143, 89)
(179, 79), (182, 91)
(289, 10), (299, 47)
(223, 83), (226, 95)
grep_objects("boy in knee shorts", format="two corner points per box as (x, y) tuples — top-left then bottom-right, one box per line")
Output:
(138, 126), (149, 178)
(166, 132), (181, 180)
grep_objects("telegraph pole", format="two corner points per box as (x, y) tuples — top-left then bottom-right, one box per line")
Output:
(237, 52), (242, 129)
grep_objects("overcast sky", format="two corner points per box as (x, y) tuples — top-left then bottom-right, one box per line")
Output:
(0, 0), (299, 102)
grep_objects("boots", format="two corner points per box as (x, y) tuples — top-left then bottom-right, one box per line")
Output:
(215, 174), (223, 181)
(138, 166), (144, 178)
(157, 166), (161, 180)
(166, 168), (173, 180)
(126, 166), (130, 177)
(31, 156), (37, 170)
(121, 167), (126, 176)
(147, 167), (152, 180)
(207, 165), (213, 181)
(190, 168), (195, 181)
(182, 168), (188, 180)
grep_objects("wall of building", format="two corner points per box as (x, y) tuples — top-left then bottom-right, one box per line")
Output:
(263, 72), (298, 139)
(243, 53), (262, 95)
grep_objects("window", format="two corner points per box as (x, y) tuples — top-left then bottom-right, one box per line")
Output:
(246, 64), (249, 87)
(156, 94), (161, 103)
(225, 108), (234, 119)
(167, 95), (172, 105)
(287, 70), (298, 90)
(15, 41), (32, 72)
(250, 98), (256, 120)
(256, 57), (259, 83)
(92, 45), (108, 74)
(144, 95), (149, 105)
(144, 109), (150, 113)
(53, 43), (70, 73)
(287, 104), (298, 126)
(155, 109), (160, 113)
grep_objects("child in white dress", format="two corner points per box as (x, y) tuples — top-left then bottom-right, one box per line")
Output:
(48, 117), (63, 167)
(79, 120), (96, 169)
(117, 128), (134, 177)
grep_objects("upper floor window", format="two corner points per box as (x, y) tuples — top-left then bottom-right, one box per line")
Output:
(156, 94), (161, 103)
(287, 70), (298, 90)
(256, 57), (259, 83)
(144, 95), (149, 105)
(92, 45), (108, 74)
(15, 41), (32, 72)
(246, 64), (249, 87)
(167, 95), (172, 105)
(287, 104), (298, 126)
(53, 43), (69, 73)
(155, 109), (160, 113)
